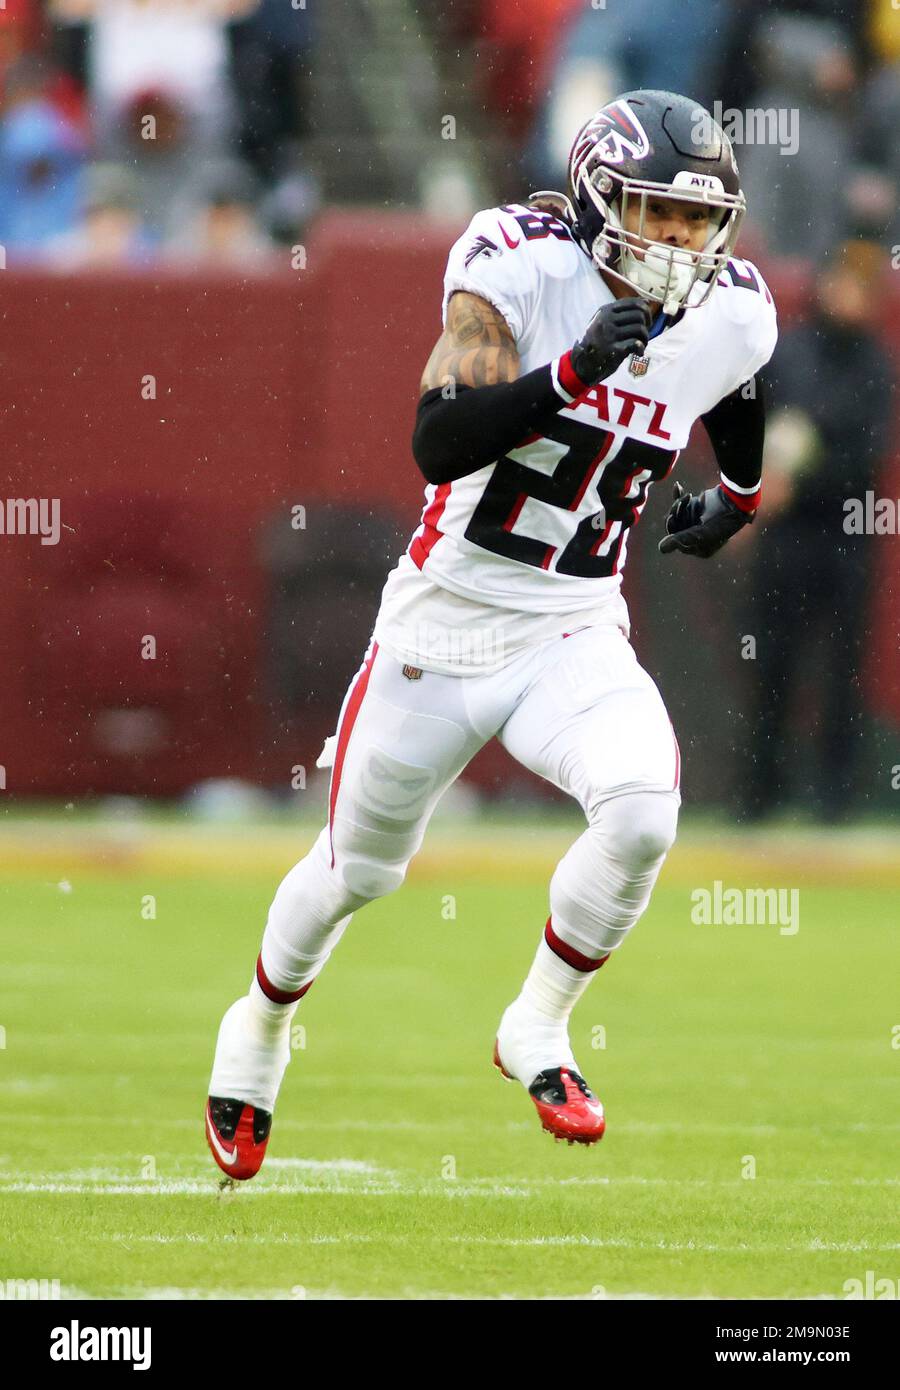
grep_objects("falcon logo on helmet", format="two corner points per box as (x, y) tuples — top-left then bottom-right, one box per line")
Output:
(571, 100), (651, 172)
(534, 90), (746, 316)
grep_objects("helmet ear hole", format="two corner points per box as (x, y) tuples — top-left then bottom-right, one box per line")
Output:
(591, 168), (614, 197)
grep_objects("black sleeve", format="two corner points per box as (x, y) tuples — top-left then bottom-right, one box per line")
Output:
(411, 362), (585, 486)
(700, 376), (766, 503)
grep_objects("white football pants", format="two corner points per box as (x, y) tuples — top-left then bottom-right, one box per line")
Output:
(256, 624), (680, 1001)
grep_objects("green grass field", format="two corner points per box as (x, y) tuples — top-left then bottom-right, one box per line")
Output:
(1, 811), (898, 1300)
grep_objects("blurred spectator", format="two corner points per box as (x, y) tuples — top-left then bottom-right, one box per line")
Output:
(478, 0), (582, 143)
(0, 0), (43, 97)
(738, 15), (859, 263)
(44, 160), (153, 268)
(102, 85), (203, 240)
(851, 57), (900, 246)
(226, 0), (316, 184)
(870, 0), (900, 64)
(165, 156), (275, 268)
(527, 0), (728, 185)
(50, 0), (257, 157)
(258, 145), (321, 247)
(713, 1), (872, 115)
(740, 241), (895, 821)
(0, 54), (86, 259)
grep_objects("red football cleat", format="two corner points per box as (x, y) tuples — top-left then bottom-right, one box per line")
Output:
(493, 1041), (606, 1145)
(205, 1096), (272, 1181)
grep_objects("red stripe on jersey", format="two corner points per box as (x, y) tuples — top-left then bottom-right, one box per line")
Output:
(328, 642), (378, 868)
(671, 722), (681, 791)
(557, 349), (591, 401)
(589, 518), (614, 557)
(720, 479), (760, 514)
(545, 917), (611, 973)
(256, 954), (313, 1005)
(571, 431), (615, 510)
(527, 432), (616, 572)
(503, 491), (528, 533)
(409, 483), (451, 569)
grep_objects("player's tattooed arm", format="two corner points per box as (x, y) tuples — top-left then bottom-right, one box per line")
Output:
(419, 292), (520, 395)
(413, 292), (639, 485)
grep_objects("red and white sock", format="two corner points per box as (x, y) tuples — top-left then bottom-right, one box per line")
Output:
(520, 919), (610, 1023)
(497, 920), (610, 1085)
(245, 956), (310, 1046)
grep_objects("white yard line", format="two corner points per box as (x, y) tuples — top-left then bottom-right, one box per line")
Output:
(62, 1284), (676, 1300)
(7, 1113), (900, 1134)
(89, 1286), (849, 1301)
(89, 1232), (900, 1255)
(261, 1158), (384, 1172)
(0, 1181), (407, 1196)
(1, 1169), (897, 1199)
(104, 1286), (322, 1301)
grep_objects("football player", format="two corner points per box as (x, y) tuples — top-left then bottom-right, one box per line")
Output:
(206, 90), (777, 1178)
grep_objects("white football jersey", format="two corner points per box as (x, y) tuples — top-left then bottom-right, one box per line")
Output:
(373, 202), (777, 675)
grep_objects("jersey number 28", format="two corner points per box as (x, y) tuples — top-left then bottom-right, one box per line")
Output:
(464, 416), (676, 578)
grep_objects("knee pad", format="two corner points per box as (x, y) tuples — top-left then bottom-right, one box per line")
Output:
(331, 745), (439, 901)
(336, 850), (408, 902)
(549, 791), (679, 958)
(591, 790), (679, 869)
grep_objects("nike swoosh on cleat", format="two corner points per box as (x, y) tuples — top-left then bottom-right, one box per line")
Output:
(206, 1109), (238, 1166)
(499, 223), (520, 248)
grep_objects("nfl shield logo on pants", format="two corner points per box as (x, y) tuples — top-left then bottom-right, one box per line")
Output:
(629, 354), (649, 377)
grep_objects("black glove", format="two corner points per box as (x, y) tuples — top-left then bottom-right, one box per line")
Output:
(658, 482), (754, 559)
(570, 297), (653, 386)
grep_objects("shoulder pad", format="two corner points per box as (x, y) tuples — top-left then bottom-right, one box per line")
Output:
(714, 257), (777, 326)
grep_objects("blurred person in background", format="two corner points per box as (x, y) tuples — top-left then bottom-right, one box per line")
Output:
(49, 0), (257, 157)
(527, 0), (728, 185)
(165, 155), (275, 269)
(47, 0), (315, 246)
(226, 0), (316, 185)
(737, 14), (859, 263)
(257, 143), (321, 248)
(44, 159), (153, 268)
(0, 53), (86, 260)
(0, 0), (37, 82)
(847, 3), (900, 247)
(0, 0), (76, 114)
(478, 0), (584, 145)
(713, 0), (871, 114)
(102, 85), (200, 241)
(740, 240), (894, 822)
